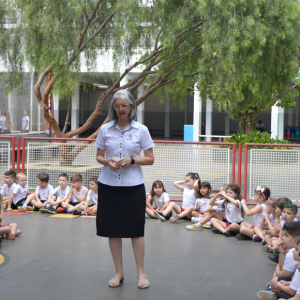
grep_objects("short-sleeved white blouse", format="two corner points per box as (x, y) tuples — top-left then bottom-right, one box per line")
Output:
(95, 120), (155, 187)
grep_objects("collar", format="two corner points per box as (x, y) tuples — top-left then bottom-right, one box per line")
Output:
(113, 119), (139, 130)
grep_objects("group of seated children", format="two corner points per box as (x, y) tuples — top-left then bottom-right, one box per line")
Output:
(1, 170), (98, 217)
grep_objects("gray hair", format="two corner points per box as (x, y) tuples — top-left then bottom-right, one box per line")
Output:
(108, 90), (137, 121)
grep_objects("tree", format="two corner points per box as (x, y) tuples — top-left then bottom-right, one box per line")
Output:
(194, 0), (300, 133)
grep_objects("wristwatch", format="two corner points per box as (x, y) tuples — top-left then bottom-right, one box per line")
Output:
(130, 157), (135, 165)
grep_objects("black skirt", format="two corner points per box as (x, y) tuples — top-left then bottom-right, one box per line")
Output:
(96, 182), (146, 238)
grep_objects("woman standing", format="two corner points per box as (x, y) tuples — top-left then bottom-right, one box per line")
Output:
(2, 111), (12, 134)
(95, 90), (154, 289)
(21, 109), (30, 133)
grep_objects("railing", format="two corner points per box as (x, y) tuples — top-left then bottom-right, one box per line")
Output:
(2, 137), (300, 206)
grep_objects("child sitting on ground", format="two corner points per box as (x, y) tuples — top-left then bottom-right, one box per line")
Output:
(6, 173), (28, 211)
(19, 172), (53, 212)
(72, 176), (98, 216)
(253, 198), (277, 244)
(40, 173), (71, 214)
(0, 170), (17, 209)
(210, 183), (244, 237)
(257, 222), (300, 300)
(190, 181), (211, 223)
(237, 186), (270, 241)
(170, 172), (199, 223)
(145, 180), (172, 222)
(186, 189), (225, 231)
(267, 201), (297, 253)
(0, 194), (21, 244)
(58, 173), (88, 213)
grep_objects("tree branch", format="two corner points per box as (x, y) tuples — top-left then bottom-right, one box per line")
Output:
(175, 19), (205, 39)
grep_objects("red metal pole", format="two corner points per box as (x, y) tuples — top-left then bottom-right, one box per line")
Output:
(238, 142), (242, 186)
(22, 137), (26, 173)
(17, 137), (20, 173)
(244, 144), (248, 200)
(11, 137), (15, 171)
(232, 144), (236, 183)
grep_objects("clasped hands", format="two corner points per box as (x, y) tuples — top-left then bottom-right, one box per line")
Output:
(107, 157), (131, 171)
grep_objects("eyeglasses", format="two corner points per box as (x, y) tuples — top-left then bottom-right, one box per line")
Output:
(19, 179), (27, 182)
(113, 104), (131, 109)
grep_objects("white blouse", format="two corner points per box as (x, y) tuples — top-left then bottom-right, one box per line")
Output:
(95, 120), (155, 186)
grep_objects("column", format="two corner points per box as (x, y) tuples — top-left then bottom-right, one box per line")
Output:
(165, 94), (170, 138)
(271, 104), (284, 139)
(288, 108), (293, 127)
(71, 86), (80, 138)
(137, 85), (145, 124)
(53, 93), (59, 126)
(205, 98), (213, 142)
(278, 106), (284, 140)
(8, 93), (14, 131)
(225, 113), (230, 136)
(193, 87), (202, 141)
(30, 72), (34, 132)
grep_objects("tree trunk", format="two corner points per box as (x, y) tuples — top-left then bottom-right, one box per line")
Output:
(245, 120), (254, 134)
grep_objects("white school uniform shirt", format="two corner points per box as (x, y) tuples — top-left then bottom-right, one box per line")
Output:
(217, 199), (243, 223)
(290, 270), (300, 291)
(283, 248), (297, 277)
(1, 116), (6, 130)
(147, 192), (170, 210)
(182, 188), (196, 210)
(0, 183), (17, 198)
(253, 203), (267, 227)
(213, 205), (225, 218)
(195, 198), (210, 213)
(70, 186), (87, 204)
(0, 115), (4, 129)
(266, 213), (276, 230)
(53, 185), (71, 199)
(12, 184), (29, 204)
(95, 120), (155, 187)
(22, 116), (30, 130)
(35, 184), (53, 201)
(86, 190), (98, 205)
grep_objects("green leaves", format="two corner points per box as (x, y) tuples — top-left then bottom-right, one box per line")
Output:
(221, 129), (292, 149)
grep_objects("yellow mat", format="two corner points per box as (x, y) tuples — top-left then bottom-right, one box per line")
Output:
(49, 214), (79, 219)
(0, 254), (4, 265)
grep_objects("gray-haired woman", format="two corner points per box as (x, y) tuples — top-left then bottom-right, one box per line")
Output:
(95, 90), (154, 289)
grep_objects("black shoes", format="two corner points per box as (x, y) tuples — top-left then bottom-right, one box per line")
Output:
(268, 251), (279, 264)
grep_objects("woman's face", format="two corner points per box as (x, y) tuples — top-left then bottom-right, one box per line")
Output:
(24, 110), (27, 116)
(113, 98), (132, 120)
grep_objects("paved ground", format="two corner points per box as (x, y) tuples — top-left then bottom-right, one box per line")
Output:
(0, 212), (274, 300)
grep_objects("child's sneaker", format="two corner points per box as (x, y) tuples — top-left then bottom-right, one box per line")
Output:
(72, 210), (82, 215)
(170, 214), (180, 223)
(145, 213), (150, 219)
(186, 223), (202, 231)
(57, 207), (66, 213)
(16, 229), (22, 236)
(153, 211), (166, 222)
(18, 205), (27, 212)
(235, 233), (251, 240)
(191, 217), (201, 223)
(48, 207), (56, 214)
(202, 223), (212, 229)
(26, 206), (33, 211)
(261, 239), (267, 246)
(39, 207), (48, 213)
(257, 288), (276, 300)
(252, 234), (262, 242)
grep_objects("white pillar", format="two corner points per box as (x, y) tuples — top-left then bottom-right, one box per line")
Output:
(271, 104), (284, 139)
(71, 86), (80, 138)
(288, 108), (293, 127)
(193, 88), (202, 141)
(225, 113), (230, 136)
(278, 106), (284, 140)
(137, 85), (145, 124)
(165, 94), (170, 138)
(53, 93), (59, 125)
(206, 98), (213, 142)
(30, 72), (34, 132)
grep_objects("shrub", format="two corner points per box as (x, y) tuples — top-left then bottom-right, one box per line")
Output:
(221, 129), (292, 149)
